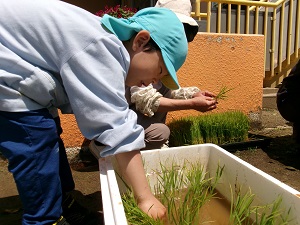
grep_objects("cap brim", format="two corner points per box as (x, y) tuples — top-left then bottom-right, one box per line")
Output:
(174, 12), (199, 27)
(160, 51), (180, 90)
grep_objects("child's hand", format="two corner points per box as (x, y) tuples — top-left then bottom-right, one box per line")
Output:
(189, 94), (218, 112)
(114, 151), (166, 220)
(137, 194), (167, 220)
(193, 90), (216, 98)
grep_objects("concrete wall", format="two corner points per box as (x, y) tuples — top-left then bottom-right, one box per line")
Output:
(60, 32), (265, 147)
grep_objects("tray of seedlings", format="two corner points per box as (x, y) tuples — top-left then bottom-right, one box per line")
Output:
(168, 110), (271, 152)
(106, 145), (296, 225)
(121, 162), (291, 225)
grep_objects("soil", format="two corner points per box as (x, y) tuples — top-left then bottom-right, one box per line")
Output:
(233, 108), (300, 191)
(1, 108), (300, 225)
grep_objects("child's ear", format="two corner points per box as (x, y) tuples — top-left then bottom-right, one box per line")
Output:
(132, 30), (151, 51)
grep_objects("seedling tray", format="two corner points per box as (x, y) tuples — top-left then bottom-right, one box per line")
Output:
(91, 144), (300, 225)
(220, 133), (272, 152)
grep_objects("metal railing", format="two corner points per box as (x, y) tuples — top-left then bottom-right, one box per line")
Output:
(191, 0), (300, 87)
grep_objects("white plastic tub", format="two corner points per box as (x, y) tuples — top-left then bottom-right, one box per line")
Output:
(92, 144), (300, 225)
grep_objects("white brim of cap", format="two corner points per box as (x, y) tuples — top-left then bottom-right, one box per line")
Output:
(174, 12), (199, 27)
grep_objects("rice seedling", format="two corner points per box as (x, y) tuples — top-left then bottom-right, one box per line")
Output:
(215, 86), (235, 101)
(229, 187), (292, 225)
(229, 187), (256, 224)
(122, 190), (164, 225)
(255, 196), (292, 225)
(120, 160), (291, 225)
(167, 119), (197, 146)
(121, 160), (224, 225)
(155, 161), (224, 225)
(168, 111), (250, 147)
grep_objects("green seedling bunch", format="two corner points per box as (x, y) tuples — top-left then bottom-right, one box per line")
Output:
(230, 187), (292, 225)
(156, 161), (224, 225)
(168, 111), (250, 146)
(121, 160), (291, 225)
(122, 190), (164, 225)
(121, 160), (224, 225)
(215, 86), (235, 101)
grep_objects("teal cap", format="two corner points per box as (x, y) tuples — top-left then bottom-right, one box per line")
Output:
(101, 7), (188, 89)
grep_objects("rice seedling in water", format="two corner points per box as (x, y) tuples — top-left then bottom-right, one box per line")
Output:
(229, 187), (292, 225)
(121, 160), (291, 225)
(255, 196), (292, 225)
(121, 160), (224, 225)
(122, 190), (164, 225)
(229, 187), (256, 224)
(155, 161), (224, 225)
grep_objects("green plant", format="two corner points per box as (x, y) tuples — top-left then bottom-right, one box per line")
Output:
(230, 187), (256, 224)
(230, 187), (292, 225)
(215, 86), (235, 101)
(168, 111), (250, 147)
(156, 161), (223, 224)
(122, 190), (163, 225)
(121, 160), (291, 225)
(95, 5), (137, 18)
(121, 160), (224, 225)
(255, 196), (291, 225)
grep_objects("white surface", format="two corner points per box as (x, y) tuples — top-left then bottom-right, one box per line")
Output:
(98, 144), (300, 224)
(97, 157), (128, 225)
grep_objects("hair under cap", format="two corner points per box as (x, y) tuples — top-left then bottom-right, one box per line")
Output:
(101, 7), (188, 89)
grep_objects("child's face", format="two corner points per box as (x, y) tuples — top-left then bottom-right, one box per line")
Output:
(125, 31), (169, 87)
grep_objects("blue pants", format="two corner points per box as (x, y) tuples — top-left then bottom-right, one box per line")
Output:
(0, 109), (74, 224)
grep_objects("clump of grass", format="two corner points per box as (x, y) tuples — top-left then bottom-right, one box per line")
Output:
(121, 161), (292, 225)
(230, 187), (256, 224)
(122, 190), (163, 225)
(215, 86), (235, 101)
(168, 111), (250, 147)
(121, 160), (224, 225)
(155, 161), (224, 225)
(230, 187), (292, 225)
(254, 195), (292, 225)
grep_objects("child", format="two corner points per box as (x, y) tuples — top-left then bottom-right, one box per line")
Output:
(125, 0), (217, 150)
(0, 0), (188, 224)
(82, 0), (216, 154)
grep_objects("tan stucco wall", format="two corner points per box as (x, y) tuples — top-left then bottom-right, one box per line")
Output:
(60, 32), (265, 147)
(59, 113), (83, 148)
(166, 32), (265, 123)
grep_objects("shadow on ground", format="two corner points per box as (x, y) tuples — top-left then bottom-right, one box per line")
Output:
(0, 191), (103, 225)
(0, 195), (22, 225)
(232, 132), (300, 191)
(262, 135), (300, 170)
